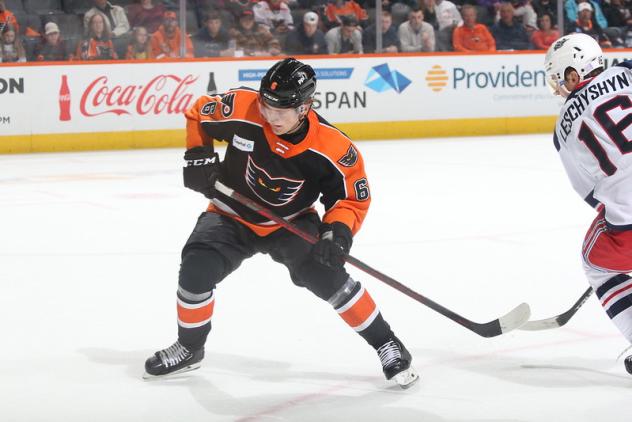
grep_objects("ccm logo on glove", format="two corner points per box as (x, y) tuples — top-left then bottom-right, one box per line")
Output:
(183, 146), (222, 199)
(186, 156), (218, 167)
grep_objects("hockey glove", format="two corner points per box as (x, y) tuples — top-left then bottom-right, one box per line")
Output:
(312, 222), (353, 268)
(183, 146), (221, 199)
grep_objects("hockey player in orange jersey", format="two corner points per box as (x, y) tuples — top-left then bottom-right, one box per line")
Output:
(144, 58), (419, 388)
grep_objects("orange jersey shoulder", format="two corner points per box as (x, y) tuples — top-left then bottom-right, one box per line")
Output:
(184, 88), (261, 149)
(309, 114), (371, 234)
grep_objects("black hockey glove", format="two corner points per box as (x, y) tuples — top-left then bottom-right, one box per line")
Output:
(312, 222), (353, 268)
(183, 146), (221, 199)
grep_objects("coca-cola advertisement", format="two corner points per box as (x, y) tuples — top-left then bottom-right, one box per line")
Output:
(0, 60), (257, 146)
(60, 73), (200, 121)
(59, 75), (71, 121)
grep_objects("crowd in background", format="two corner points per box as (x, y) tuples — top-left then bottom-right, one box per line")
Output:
(0, 0), (630, 62)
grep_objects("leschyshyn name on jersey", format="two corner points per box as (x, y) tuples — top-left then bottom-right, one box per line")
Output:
(554, 61), (632, 228)
(557, 65), (631, 143)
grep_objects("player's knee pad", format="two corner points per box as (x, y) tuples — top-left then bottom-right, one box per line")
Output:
(179, 247), (227, 294)
(290, 259), (349, 300)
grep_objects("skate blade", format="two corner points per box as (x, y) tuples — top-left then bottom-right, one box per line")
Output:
(142, 362), (202, 380)
(392, 367), (420, 389)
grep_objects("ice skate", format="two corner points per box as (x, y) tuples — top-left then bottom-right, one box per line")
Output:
(143, 341), (204, 379)
(377, 337), (419, 389)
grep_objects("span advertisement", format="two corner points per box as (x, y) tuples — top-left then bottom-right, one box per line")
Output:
(1, 51), (631, 153)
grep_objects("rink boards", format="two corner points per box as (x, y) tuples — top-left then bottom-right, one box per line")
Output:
(0, 50), (631, 153)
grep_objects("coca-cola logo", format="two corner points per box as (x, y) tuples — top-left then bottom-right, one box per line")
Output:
(80, 74), (198, 117)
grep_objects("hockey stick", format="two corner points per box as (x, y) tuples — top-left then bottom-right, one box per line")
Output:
(519, 287), (593, 331)
(214, 181), (531, 338)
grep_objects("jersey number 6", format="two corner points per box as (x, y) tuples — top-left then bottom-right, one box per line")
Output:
(354, 178), (370, 201)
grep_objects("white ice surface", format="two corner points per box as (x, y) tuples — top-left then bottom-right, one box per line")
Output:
(1, 134), (631, 422)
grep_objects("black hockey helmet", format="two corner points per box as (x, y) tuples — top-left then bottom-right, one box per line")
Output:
(259, 58), (317, 109)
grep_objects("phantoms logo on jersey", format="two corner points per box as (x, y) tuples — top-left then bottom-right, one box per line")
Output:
(245, 156), (304, 206)
(338, 145), (358, 167)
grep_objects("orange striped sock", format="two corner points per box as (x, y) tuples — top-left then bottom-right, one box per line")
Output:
(335, 286), (380, 332)
(177, 291), (215, 329)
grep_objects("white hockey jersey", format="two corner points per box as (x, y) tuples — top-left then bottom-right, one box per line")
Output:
(554, 61), (632, 229)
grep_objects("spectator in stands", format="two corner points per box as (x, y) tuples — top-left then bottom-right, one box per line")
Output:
(507, 0), (537, 31)
(125, 25), (152, 59)
(452, 4), (496, 52)
(532, 0), (557, 26)
(387, 0), (416, 28)
(84, 0), (131, 39)
(225, 0), (257, 23)
(196, 1), (236, 31)
(472, 0), (500, 25)
(193, 11), (234, 57)
(325, 14), (363, 53)
(363, 9), (399, 53)
(398, 7), (435, 52)
(602, 0), (631, 46)
(0, 24), (25, 62)
(126, 0), (166, 34)
(421, 0), (461, 51)
(150, 10), (193, 58)
(266, 36), (282, 55)
(253, 0), (294, 36)
(421, 0), (439, 27)
(85, 0), (131, 57)
(77, 14), (118, 60)
(567, 1), (613, 48)
(625, 25), (632, 48)
(300, 0), (329, 21)
(491, 2), (530, 49)
(565, 0), (607, 30)
(284, 10), (327, 55)
(0, 0), (19, 34)
(434, 0), (462, 32)
(324, 0), (368, 29)
(530, 12), (558, 49)
(230, 8), (274, 56)
(603, 0), (632, 28)
(34, 22), (73, 61)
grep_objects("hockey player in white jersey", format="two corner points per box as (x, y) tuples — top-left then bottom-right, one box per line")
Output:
(545, 33), (632, 373)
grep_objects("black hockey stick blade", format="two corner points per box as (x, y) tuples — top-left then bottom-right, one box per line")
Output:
(215, 181), (531, 338)
(519, 287), (593, 331)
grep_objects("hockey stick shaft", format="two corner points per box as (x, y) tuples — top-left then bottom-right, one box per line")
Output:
(215, 181), (530, 338)
(519, 287), (593, 331)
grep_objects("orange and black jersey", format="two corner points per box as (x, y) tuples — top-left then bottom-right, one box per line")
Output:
(184, 87), (371, 237)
